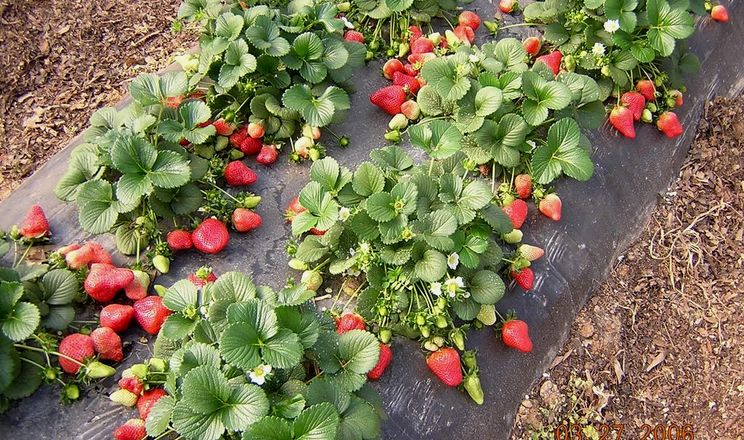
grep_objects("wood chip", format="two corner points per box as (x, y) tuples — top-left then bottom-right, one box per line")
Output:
(646, 350), (667, 372)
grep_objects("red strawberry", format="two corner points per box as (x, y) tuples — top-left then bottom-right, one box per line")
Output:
(309, 227), (327, 236)
(20, 204), (50, 238)
(124, 270), (150, 301)
(453, 25), (475, 44)
(164, 96), (184, 109)
(426, 347), (463, 387)
(458, 11), (481, 30)
(88, 242), (113, 265)
(411, 37), (435, 54)
(224, 161), (257, 186)
(100, 304), (135, 333)
(407, 52), (436, 66)
(515, 174), (532, 199)
(609, 105), (636, 139)
(65, 244), (94, 269)
(402, 63), (418, 76)
(58, 333), (95, 374)
(285, 196), (307, 222)
(502, 199), (528, 229)
(535, 51), (562, 75)
(229, 126), (248, 148)
(479, 164), (490, 177)
(91, 326), (124, 362)
(344, 30), (365, 43)
(137, 388), (168, 420)
(392, 71), (421, 94)
(247, 122), (265, 139)
(635, 79), (656, 101)
(133, 296), (172, 335)
(212, 119), (234, 136)
(256, 144), (279, 165)
(239, 136), (263, 155)
(620, 91), (646, 121)
(408, 25), (423, 43)
(335, 313), (366, 334)
(656, 111), (684, 138)
(518, 244), (544, 262)
(370, 85), (407, 115)
(192, 218), (230, 254)
(84, 264), (134, 302)
(232, 208), (262, 233)
(499, 0), (516, 13)
(167, 229), (193, 252)
(382, 59), (405, 80)
(510, 267), (534, 291)
(538, 194), (562, 221)
(113, 419), (146, 440)
(522, 37), (542, 57)
(502, 319), (533, 353)
(367, 343), (393, 380)
(58, 243), (80, 255)
(187, 267), (218, 287)
(118, 376), (144, 396)
(711, 5), (729, 22)
(669, 90), (684, 108)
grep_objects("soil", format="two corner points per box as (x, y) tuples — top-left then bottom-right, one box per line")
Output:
(0, 0), (197, 200)
(512, 96), (744, 440)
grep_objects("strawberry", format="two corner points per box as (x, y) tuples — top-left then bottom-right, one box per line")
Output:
(522, 37), (542, 57)
(458, 11), (481, 30)
(656, 111), (684, 138)
(538, 193), (562, 221)
(125, 270), (150, 301)
(256, 144), (279, 165)
(65, 244), (94, 269)
(232, 208), (262, 232)
(113, 419), (146, 440)
(294, 136), (313, 158)
(518, 244), (544, 262)
(91, 326), (124, 362)
(137, 388), (168, 420)
(179, 138), (190, 147)
(367, 343), (393, 380)
(426, 347), (463, 387)
(410, 37), (434, 54)
(343, 30), (365, 43)
(100, 304), (135, 333)
(224, 161), (258, 186)
(407, 52), (436, 66)
(453, 25), (475, 44)
(370, 85), (407, 115)
(247, 122), (265, 139)
(309, 227), (327, 236)
(133, 296), (172, 335)
(212, 119), (234, 136)
(19, 204), (50, 238)
(84, 263), (134, 302)
(620, 91), (645, 121)
(535, 51), (562, 75)
(499, 0), (517, 13)
(382, 59), (405, 80)
(502, 319), (533, 353)
(58, 243), (80, 255)
(502, 199), (528, 229)
(335, 313), (366, 334)
(118, 376), (144, 396)
(711, 5), (729, 22)
(408, 25), (423, 43)
(164, 96), (184, 109)
(609, 105), (636, 138)
(229, 126), (248, 148)
(635, 79), (656, 101)
(392, 71), (421, 94)
(88, 242), (113, 265)
(400, 100), (421, 120)
(58, 333), (95, 374)
(239, 136), (263, 155)
(510, 267), (534, 291)
(402, 63), (418, 76)
(192, 218), (229, 254)
(515, 174), (532, 199)
(167, 229), (193, 252)
(187, 267), (217, 287)
(285, 196), (307, 222)
(110, 388), (138, 407)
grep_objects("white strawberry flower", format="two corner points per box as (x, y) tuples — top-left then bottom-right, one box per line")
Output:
(447, 253), (460, 270)
(431, 282), (442, 297)
(248, 364), (272, 385)
(444, 277), (464, 297)
(341, 16), (354, 29)
(592, 43), (606, 56)
(604, 19), (620, 33)
(339, 207), (351, 222)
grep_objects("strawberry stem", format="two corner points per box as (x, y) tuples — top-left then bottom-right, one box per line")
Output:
(13, 243), (33, 269)
(14, 344), (87, 368)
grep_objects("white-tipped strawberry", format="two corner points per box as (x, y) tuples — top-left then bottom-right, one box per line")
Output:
(110, 389), (139, 407)
(302, 125), (322, 140)
(389, 113), (409, 130)
(401, 100), (421, 120)
(247, 122), (265, 139)
(518, 244), (544, 262)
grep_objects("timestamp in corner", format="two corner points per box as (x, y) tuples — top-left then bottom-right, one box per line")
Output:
(554, 422), (696, 439)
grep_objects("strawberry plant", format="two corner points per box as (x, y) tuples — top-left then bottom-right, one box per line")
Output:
(112, 271), (386, 440)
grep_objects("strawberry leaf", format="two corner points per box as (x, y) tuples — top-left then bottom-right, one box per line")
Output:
(219, 40), (257, 89)
(421, 58), (471, 102)
(161, 314), (198, 341)
(414, 249), (447, 283)
(293, 403), (340, 440)
(365, 193), (396, 222)
(352, 162), (385, 197)
(2, 302), (40, 342)
(243, 416), (293, 440)
(246, 16), (291, 57)
(163, 280), (199, 312)
(283, 84), (336, 127)
(409, 120), (462, 159)
(0, 341), (20, 393)
(337, 330), (379, 374)
(77, 180), (119, 234)
(469, 270), (505, 304)
(40, 269), (78, 305)
(531, 118), (594, 184)
(146, 395), (176, 437)
(130, 71), (188, 107)
(3, 351), (43, 400)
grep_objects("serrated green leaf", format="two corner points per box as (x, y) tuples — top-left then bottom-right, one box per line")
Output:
(352, 162), (385, 197)
(3, 302), (40, 342)
(414, 250), (447, 283)
(366, 192), (396, 222)
(469, 270), (505, 304)
(338, 330), (379, 374)
(3, 351), (43, 400)
(40, 269), (77, 305)
(293, 403), (340, 440)
(408, 120), (462, 159)
(262, 328), (303, 368)
(146, 395), (175, 437)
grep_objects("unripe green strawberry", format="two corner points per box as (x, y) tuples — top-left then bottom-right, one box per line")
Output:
(646, 102), (658, 112)
(462, 350), (477, 370)
(86, 361), (116, 379)
(420, 325), (431, 338)
(215, 136), (229, 151)
(503, 229), (523, 244)
(110, 389), (138, 407)
(450, 330), (466, 351)
(65, 384), (80, 401)
(398, 42), (410, 58)
(463, 374), (484, 405)
(301, 270), (323, 291)
(289, 259), (308, 270)
(476, 304), (497, 326)
(230, 149), (245, 160)
(435, 315), (448, 328)
(379, 328), (392, 343)
(130, 364), (149, 379)
(152, 255), (170, 274)
(384, 130), (401, 143)
(424, 340), (439, 351)
(428, 32), (441, 45)
(389, 113), (409, 130)
(148, 358), (166, 372)
(601, 65), (611, 77)
(337, 1), (351, 11)
(641, 108), (653, 123)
